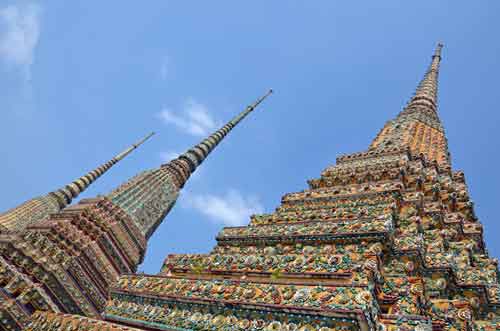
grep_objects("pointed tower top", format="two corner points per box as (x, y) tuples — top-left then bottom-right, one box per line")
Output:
(108, 90), (273, 238)
(433, 43), (444, 59)
(0, 132), (153, 232)
(49, 132), (154, 209)
(367, 43), (450, 166)
(163, 89), (273, 189)
(115, 132), (155, 161)
(403, 43), (443, 114)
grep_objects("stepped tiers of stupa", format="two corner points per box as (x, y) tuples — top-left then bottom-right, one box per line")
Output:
(1, 45), (499, 331)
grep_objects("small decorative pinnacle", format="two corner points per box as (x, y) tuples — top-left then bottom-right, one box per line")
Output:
(0, 132), (154, 232)
(253, 89), (273, 108)
(51, 132), (155, 208)
(174, 89), (273, 180)
(433, 43), (444, 59)
(115, 132), (155, 161)
(108, 90), (273, 238)
(134, 131), (155, 147)
(401, 44), (443, 114)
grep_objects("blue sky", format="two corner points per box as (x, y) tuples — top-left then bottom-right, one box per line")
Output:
(1, 1), (499, 273)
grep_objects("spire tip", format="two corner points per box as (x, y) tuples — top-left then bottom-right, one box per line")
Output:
(433, 43), (444, 59)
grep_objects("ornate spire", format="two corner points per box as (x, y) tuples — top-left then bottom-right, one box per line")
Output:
(114, 132), (155, 162)
(0, 132), (154, 232)
(164, 89), (274, 188)
(403, 43), (443, 114)
(49, 132), (155, 208)
(108, 90), (273, 238)
(367, 43), (449, 166)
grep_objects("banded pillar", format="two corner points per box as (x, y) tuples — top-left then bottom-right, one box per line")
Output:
(0, 132), (154, 232)
(108, 90), (273, 238)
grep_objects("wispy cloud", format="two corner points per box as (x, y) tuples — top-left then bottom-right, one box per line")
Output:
(0, 3), (41, 79)
(158, 98), (219, 137)
(183, 189), (264, 226)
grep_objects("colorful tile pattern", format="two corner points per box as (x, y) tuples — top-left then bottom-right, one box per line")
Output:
(6, 45), (500, 331)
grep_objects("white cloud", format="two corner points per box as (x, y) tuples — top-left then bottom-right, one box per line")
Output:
(160, 150), (180, 163)
(0, 3), (41, 79)
(183, 189), (264, 226)
(158, 98), (219, 137)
